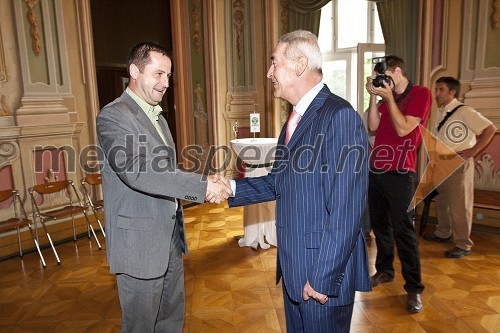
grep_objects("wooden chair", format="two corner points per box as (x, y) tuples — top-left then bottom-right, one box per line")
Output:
(81, 173), (106, 238)
(0, 189), (47, 267)
(29, 180), (102, 264)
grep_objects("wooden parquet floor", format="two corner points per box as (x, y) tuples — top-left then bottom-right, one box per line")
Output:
(0, 202), (499, 332)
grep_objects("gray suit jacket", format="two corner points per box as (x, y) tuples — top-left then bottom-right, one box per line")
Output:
(97, 91), (206, 279)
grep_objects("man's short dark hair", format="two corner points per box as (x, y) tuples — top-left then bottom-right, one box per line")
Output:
(374, 55), (406, 77)
(436, 76), (460, 98)
(127, 42), (171, 76)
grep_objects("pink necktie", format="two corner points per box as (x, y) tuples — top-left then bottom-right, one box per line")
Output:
(285, 110), (302, 145)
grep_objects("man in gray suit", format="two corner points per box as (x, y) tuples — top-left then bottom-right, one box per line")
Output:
(96, 42), (231, 333)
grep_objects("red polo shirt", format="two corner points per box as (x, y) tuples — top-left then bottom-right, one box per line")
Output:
(370, 85), (431, 173)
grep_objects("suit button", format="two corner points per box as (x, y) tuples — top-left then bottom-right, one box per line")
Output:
(276, 194), (281, 199)
(172, 215), (176, 220)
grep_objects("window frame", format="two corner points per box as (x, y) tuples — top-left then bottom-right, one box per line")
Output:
(319, 0), (385, 112)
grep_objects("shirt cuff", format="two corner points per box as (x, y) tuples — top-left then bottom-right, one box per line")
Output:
(229, 179), (236, 197)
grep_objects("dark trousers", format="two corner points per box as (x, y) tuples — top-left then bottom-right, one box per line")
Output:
(368, 171), (424, 294)
(282, 283), (354, 333)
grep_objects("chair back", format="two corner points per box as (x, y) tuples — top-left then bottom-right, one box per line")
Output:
(29, 180), (83, 214)
(0, 189), (28, 220)
(0, 189), (13, 204)
(81, 174), (103, 206)
(83, 173), (102, 186)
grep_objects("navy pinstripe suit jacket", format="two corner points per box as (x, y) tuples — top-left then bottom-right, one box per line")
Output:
(229, 85), (371, 306)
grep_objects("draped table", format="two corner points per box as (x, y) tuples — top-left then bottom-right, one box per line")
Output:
(230, 138), (278, 250)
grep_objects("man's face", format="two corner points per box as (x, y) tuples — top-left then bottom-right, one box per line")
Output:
(434, 82), (455, 107)
(266, 43), (296, 102)
(130, 51), (171, 106)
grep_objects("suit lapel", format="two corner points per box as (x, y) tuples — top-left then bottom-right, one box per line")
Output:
(122, 92), (172, 147)
(285, 86), (330, 150)
(157, 116), (176, 153)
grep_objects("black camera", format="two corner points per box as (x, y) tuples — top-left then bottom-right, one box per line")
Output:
(372, 57), (392, 88)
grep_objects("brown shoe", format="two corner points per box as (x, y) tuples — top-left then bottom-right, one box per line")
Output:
(370, 272), (394, 287)
(445, 246), (471, 258)
(407, 292), (423, 313)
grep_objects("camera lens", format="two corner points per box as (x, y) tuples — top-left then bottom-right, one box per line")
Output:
(373, 74), (391, 88)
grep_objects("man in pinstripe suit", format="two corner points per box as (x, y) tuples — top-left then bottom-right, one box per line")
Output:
(222, 30), (371, 332)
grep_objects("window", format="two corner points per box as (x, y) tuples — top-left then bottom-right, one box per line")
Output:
(318, 0), (384, 113)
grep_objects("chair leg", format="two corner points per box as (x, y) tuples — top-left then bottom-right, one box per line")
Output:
(33, 238), (47, 268)
(71, 216), (77, 241)
(40, 221), (61, 264)
(28, 225), (47, 268)
(46, 232), (61, 264)
(419, 197), (433, 236)
(16, 228), (23, 257)
(84, 212), (102, 250)
(90, 206), (106, 238)
(96, 218), (106, 238)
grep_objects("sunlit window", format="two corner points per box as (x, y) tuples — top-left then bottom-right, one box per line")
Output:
(318, 0), (385, 112)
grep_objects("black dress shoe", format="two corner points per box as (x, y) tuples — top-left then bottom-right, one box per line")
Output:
(423, 233), (452, 243)
(445, 246), (471, 258)
(407, 292), (423, 313)
(370, 272), (394, 287)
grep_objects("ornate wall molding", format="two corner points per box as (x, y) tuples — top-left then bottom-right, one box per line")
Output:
(24, 0), (41, 56)
(14, 0), (73, 125)
(429, 0), (448, 77)
(474, 154), (500, 190)
(232, 0), (245, 60)
(280, 0), (289, 35)
(193, 82), (207, 124)
(192, 0), (202, 54)
(0, 141), (20, 169)
(492, 0), (500, 29)
(0, 95), (10, 116)
(0, 22), (6, 82)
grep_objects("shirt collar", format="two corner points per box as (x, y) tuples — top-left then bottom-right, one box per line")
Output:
(293, 82), (324, 116)
(439, 98), (460, 114)
(126, 87), (163, 121)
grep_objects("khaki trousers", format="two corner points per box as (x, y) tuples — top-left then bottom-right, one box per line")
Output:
(434, 158), (475, 251)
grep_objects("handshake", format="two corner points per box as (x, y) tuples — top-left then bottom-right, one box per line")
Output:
(205, 174), (233, 204)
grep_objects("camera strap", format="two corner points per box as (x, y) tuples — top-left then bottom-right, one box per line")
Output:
(437, 104), (464, 132)
(394, 82), (413, 103)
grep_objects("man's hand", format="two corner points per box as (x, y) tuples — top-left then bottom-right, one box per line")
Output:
(457, 148), (476, 159)
(366, 78), (394, 102)
(205, 174), (233, 204)
(302, 280), (328, 304)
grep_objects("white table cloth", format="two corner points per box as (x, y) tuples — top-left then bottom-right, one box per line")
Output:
(238, 164), (277, 250)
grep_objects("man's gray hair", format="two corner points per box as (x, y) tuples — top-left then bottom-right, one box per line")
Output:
(278, 30), (322, 74)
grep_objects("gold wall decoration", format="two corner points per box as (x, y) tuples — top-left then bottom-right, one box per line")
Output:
(280, 0), (289, 35)
(232, 0), (245, 60)
(0, 95), (10, 116)
(24, 0), (41, 56)
(192, 0), (202, 54)
(0, 23), (6, 82)
(193, 82), (207, 124)
(493, 0), (500, 29)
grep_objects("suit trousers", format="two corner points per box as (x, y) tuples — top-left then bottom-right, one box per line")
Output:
(435, 158), (475, 251)
(368, 171), (424, 294)
(116, 224), (185, 333)
(282, 283), (354, 333)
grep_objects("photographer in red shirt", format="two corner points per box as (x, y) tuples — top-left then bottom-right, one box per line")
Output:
(365, 55), (431, 313)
